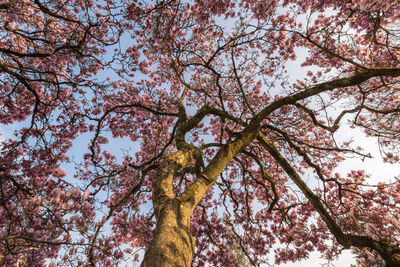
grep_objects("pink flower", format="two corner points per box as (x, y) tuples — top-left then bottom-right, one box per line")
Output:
(82, 189), (90, 200)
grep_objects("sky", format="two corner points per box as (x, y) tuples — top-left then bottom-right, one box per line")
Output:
(281, 250), (356, 267)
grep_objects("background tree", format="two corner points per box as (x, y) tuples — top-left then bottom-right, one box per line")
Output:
(2, 0), (400, 266)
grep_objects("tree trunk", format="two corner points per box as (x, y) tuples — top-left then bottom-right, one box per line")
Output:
(140, 117), (259, 266)
(141, 199), (195, 267)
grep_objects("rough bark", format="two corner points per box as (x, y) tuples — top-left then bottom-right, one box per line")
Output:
(141, 147), (199, 267)
(141, 199), (194, 267)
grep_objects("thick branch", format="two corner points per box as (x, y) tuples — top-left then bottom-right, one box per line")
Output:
(257, 132), (400, 266)
(257, 133), (349, 245)
(256, 68), (400, 124)
(180, 124), (260, 211)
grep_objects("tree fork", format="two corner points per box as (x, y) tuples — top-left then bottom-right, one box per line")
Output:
(140, 146), (200, 266)
(141, 198), (195, 267)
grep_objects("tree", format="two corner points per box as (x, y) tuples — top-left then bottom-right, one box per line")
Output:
(1, 0), (400, 266)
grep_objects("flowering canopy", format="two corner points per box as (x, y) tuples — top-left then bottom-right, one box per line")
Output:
(2, 0), (400, 266)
